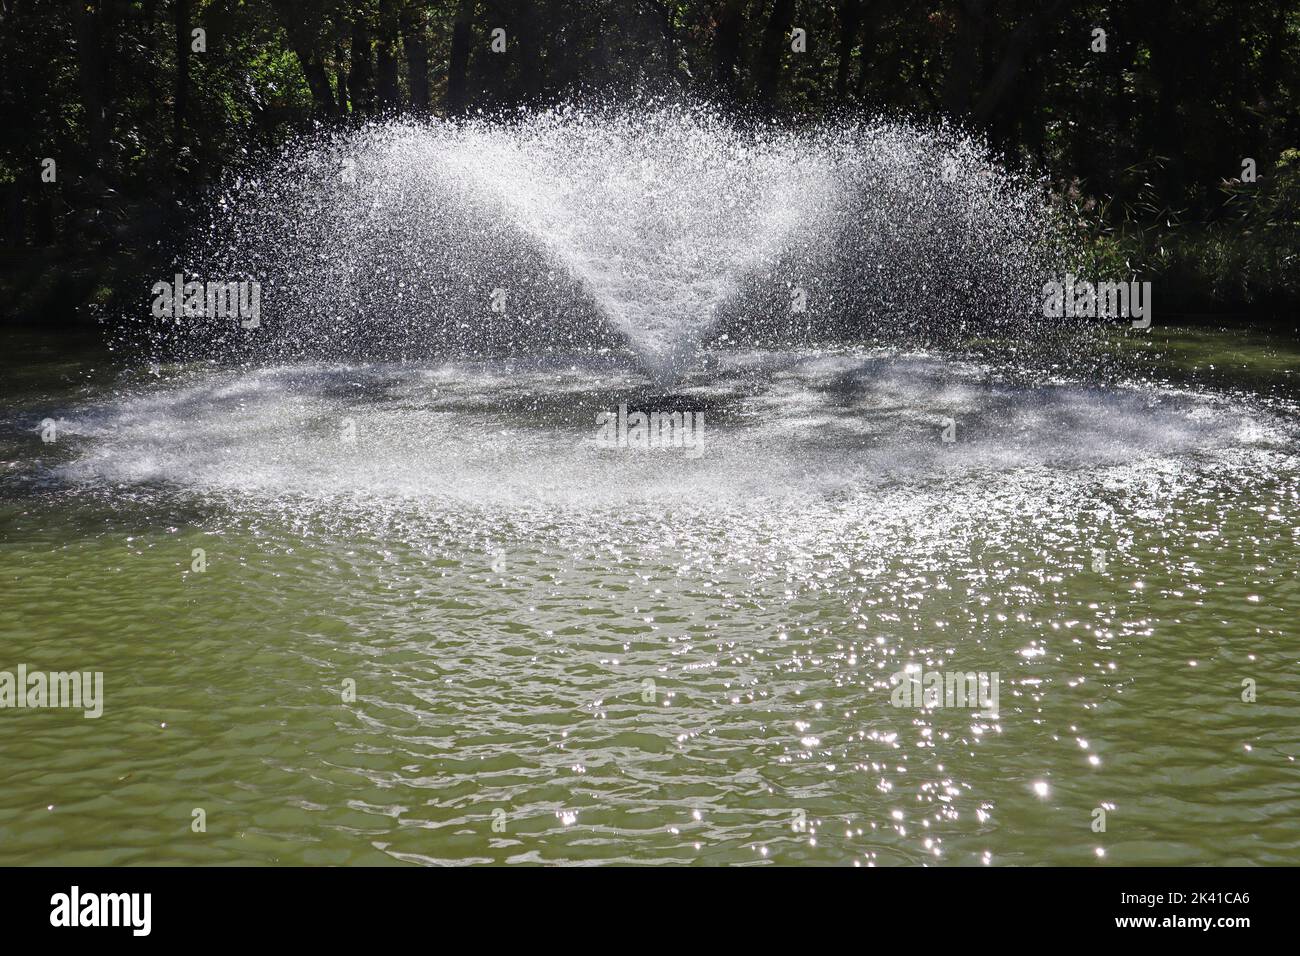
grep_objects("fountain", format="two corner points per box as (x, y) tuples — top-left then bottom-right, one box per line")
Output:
(11, 102), (1298, 870)
(168, 102), (1062, 377)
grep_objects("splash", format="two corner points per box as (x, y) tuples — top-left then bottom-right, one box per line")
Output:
(175, 102), (1061, 377)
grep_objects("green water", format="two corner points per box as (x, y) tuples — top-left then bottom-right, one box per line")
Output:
(1, 326), (1297, 865)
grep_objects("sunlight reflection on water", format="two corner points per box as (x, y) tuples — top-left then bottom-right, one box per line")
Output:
(2, 346), (1297, 865)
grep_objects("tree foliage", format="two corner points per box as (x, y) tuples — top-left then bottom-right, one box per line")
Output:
(2, 1), (1298, 320)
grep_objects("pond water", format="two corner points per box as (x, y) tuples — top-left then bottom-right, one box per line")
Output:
(0, 326), (1296, 865)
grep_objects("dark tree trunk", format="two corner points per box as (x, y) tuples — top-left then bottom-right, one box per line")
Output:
(334, 10), (351, 116)
(299, 54), (338, 116)
(855, 0), (888, 99)
(270, 1), (336, 116)
(34, 187), (55, 246)
(376, 0), (401, 113)
(310, 61), (338, 114)
(447, 0), (475, 115)
(516, 0), (543, 104)
(143, 0), (160, 121)
(99, 0), (118, 111)
(350, 2), (374, 115)
(713, 0), (745, 103)
(971, 0), (1068, 124)
(400, 4), (430, 111)
(544, 0), (572, 89)
(1018, 53), (1046, 165)
(756, 0), (796, 108)
(335, 42), (351, 114)
(69, 0), (108, 167)
(1146, 6), (1186, 204)
(835, 0), (862, 101)
(4, 181), (25, 249)
(641, 0), (682, 85)
(943, 0), (988, 117)
(1258, 3), (1287, 117)
(174, 0), (189, 147)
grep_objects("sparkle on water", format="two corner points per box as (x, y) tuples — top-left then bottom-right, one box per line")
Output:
(1, 104), (1297, 865)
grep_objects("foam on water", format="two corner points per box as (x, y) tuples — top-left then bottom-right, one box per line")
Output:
(48, 349), (1292, 513)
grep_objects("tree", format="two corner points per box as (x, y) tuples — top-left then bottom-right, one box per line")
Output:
(351, 2), (375, 115)
(756, 0), (797, 108)
(68, 0), (109, 168)
(447, 0), (476, 114)
(712, 0), (746, 103)
(271, 0), (337, 116)
(401, 3), (431, 111)
(835, 0), (863, 101)
(376, 0), (401, 112)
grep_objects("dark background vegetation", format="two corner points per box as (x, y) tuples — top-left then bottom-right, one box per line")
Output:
(2, 0), (1298, 326)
